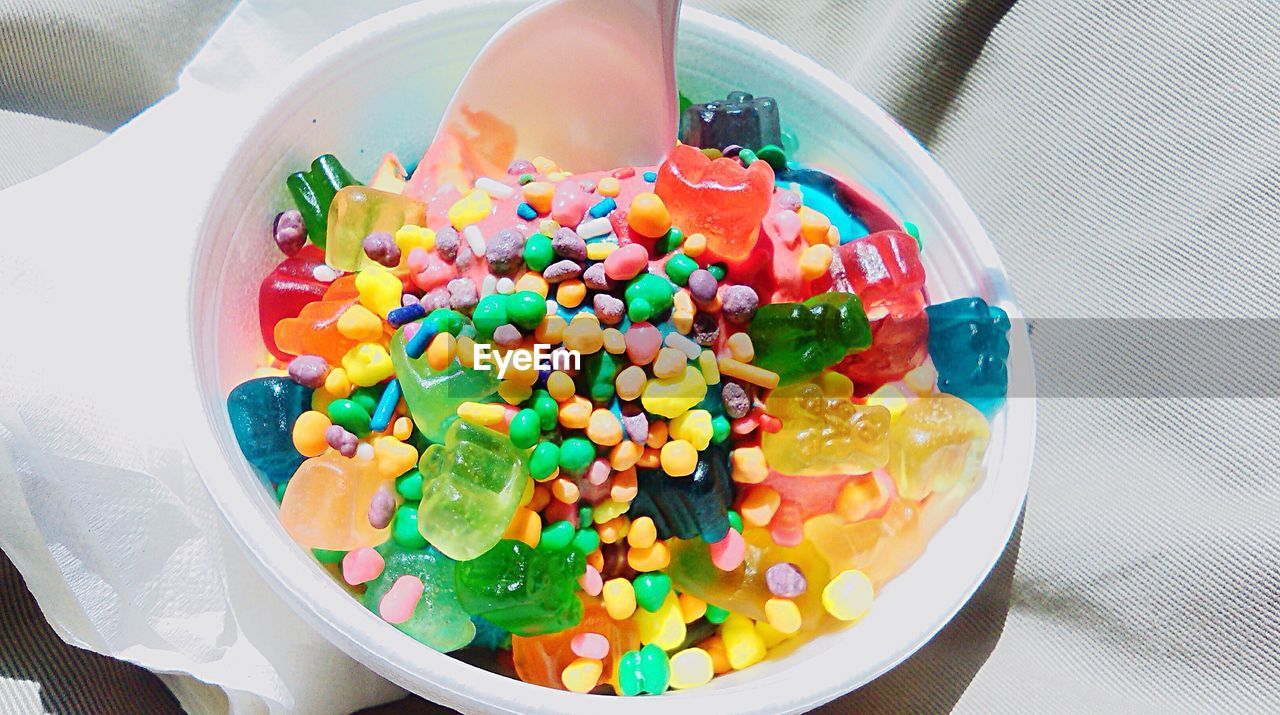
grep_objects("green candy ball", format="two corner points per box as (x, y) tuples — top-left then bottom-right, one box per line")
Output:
(313, 548), (345, 564)
(558, 437), (596, 474)
(664, 253), (698, 286)
(505, 291), (547, 331)
(531, 391), (559, 431)
(327, 398), (371, 437)
(523, 233), (554, 272)
(395, 468), (424, 500)
(632, 572), (672, 612)
(508, 409), (542, 449)
(471, 295), (508, 338)
(755, 144), (787, 171)
(540, 520), (576, 551)
(529, 441), (561, 480)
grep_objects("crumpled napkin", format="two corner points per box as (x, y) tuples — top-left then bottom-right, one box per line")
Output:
(0, 1), (469, 712)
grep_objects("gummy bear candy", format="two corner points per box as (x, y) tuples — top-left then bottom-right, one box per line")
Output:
(679, 91), (782, 151)
(417, 420), (527, 561)
(629, 443), (735, 542)
(755, 471), (861, 547)
(925, 297), (1011, 416)
(826, 230), (926, 321)
(887, 394), (990, 501)
(760, 375), (890, 477)
(837, 311), (929, 394)
(654, 143), (774, 265)
(287, 154), (358, 249)
(273, 294), (362, 365)
(279, 451), (394, 550)
(803, 499), (922, 590)
(512, 598), (640, 693)
(454, 539), (586, 636)
(389, 327), (499, 444)
(325, 186), (427, 272)
(362, 544), (476, 652)
(748, 291), (871, 386)
(226, 377), (311, 483)
(258, 245), (331, 361)
(666, 527), (830, 630)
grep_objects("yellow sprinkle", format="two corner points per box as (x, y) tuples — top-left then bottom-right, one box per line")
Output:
(456, 401), (505, 426)
(560, 658), (602, 694)
(597, 176), (621, 197)
(721, 614), (766, 670)
(447, 189), (493, 229)
(903, 361), (938, 394)
(602, 328), (627, 354)
(546, 371), (576, 401)
(798, 206), (832, 245)
(585, 241), (619, 261)
(602, 578), (637, 620)
(592, 498), (629, 524)
(394, 224), (435, 255)
(726, 332), (755, 362)
(764, 597), (802, 634)
(673, 309), (694, 334)
(823, 569), (875, 622)
(697, 350), (720, 385)
(556, 279), (586, 308)
(626, 516), (657, 549)
(323, 367), (352, 398)
(731, 447), (769, 484)
(799, 243), (834, 280)
(718, 357), (779, 389)
(627, 540), (671, 571)
(682, 232), (707, 258)
(669, 648), (714, 689)
(336, 304), (383, 342)
(498, 379), (534, 405)
(426, 332), (456, 372)
(532, 156), (560, 174)
(514, 271), (549, 297)
(534, 314), (567, 344)
(677, 592), (707, 623)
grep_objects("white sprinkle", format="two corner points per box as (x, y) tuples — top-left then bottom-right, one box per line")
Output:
(481, 274), (498, 296)
(355, 442), (375, 461)
(463, 225), (486, 257)
(312, 265), (338, 283)
(537, 218), (561, 235)
(576, 217), (612, 239)
(401, 294), (419, 307)
(474, 177), (516, 200)
(496, 277), (515, 294)
(546, 299), (559, 316)
(665, 331), (701, 360)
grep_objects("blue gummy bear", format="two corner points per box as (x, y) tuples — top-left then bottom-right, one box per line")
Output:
(226, 377), (312, 483)
(679, 90), (781, 151)
(925, 297), (1011, 416)
(630, 443), (734, 542)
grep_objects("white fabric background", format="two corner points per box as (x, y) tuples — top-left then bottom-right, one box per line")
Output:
(1, 0), (1277, 712)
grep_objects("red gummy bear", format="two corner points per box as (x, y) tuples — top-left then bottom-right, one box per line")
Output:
(824, 230), (925, 321)
(653, 144), (774, 266)
(258, 245), (330, 361)
(838, 311), (929, 394)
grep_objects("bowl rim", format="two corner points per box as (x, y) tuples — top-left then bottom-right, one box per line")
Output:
(185, 1), (1036, 712)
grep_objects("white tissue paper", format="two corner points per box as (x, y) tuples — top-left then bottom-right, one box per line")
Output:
(0, 1), (448, 713)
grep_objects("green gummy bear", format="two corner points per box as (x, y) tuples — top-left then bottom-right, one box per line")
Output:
(362, 544), (475, 652)
(747, 291), (871, 386)
(454, 539), (585, 636)
(390, 327), (499, 444)
(417, 421), (527, 561)
(286, 154), (357, 249)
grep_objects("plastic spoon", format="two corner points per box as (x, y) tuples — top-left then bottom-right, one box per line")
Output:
(407, 0), (681, 194)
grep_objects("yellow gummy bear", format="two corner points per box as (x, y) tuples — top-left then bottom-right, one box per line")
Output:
(762, 378), (890, 476)
(326, 186), (426, 271)
(342, 342), (395, 387)
(447, 189), (493, 229)
(355, 264), (402, 319)
(887, 394), (990, 500)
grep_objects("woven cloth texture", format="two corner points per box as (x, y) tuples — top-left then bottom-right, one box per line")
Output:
(1, 0), (1276, 712)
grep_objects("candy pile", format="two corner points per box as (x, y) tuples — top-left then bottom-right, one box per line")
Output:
(228, 91), (1011, 695)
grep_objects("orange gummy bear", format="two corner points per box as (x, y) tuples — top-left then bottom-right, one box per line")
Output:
(653, 143), (774, 265)
(512, 599), (639, 693)
(279, 452), (395, 551)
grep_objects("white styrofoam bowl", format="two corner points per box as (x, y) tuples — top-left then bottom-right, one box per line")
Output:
(187, 1), (1035, 712)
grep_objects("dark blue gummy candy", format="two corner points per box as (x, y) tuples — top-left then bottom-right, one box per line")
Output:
(925, 297), (1011, 416)
(630, 443), (735, 542)
(679, 91), (781, 151)
(226, 377), (312, 483)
